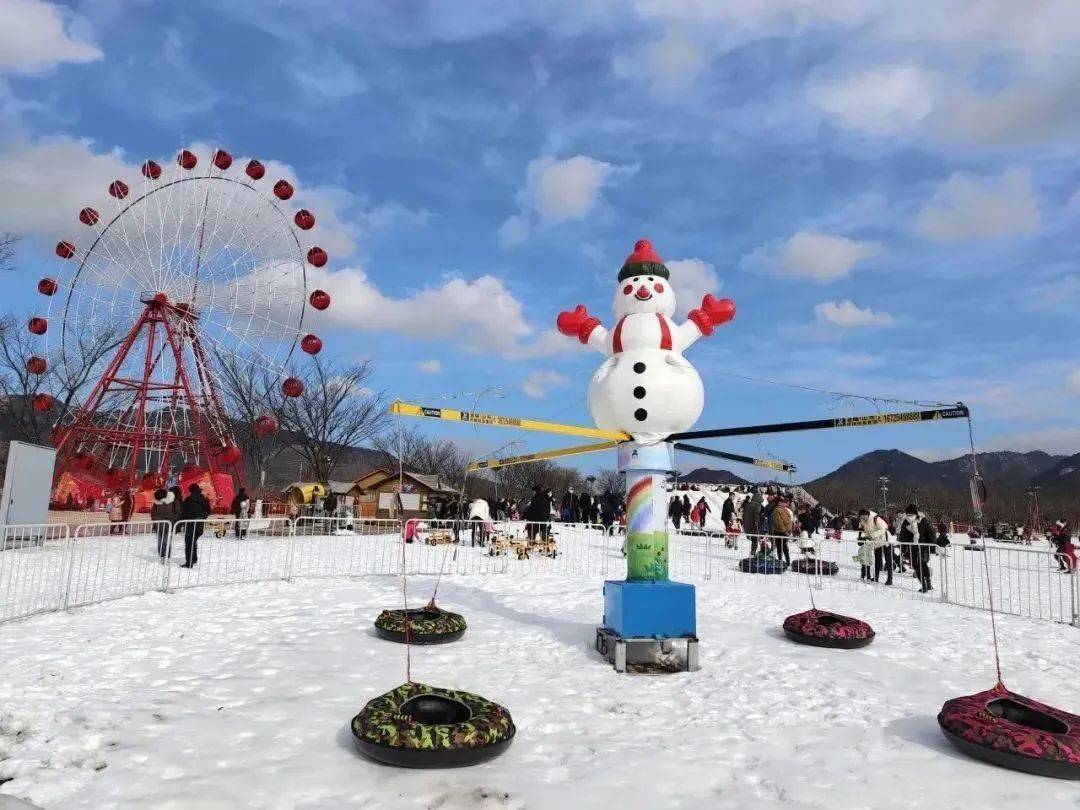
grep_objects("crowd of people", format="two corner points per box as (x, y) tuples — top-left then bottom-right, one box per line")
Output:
(431, 487), (628, 536)
(111, 475), (1080, 582)
(147, 483), (221, 568)
(420, 481), (1079, 582)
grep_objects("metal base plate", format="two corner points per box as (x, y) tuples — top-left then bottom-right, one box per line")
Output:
(595, 627), (699, 674)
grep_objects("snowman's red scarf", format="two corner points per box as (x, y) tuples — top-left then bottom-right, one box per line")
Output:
(613, 314), (672, 353)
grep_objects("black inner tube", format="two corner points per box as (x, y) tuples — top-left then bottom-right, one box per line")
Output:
(817, 615), (843, 627)
(987, 698), (1069, 734)
(399, 695), (472, 726)
(401, 609), (442, 621)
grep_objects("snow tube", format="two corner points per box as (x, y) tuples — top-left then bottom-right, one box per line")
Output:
(782, 609), (875, 649)
(373, 605), (466, 645)
(739, 555), (787, 574)
(790, 558), (839, 575)
(352, 682), (515, 768)
(937, 683), (1080, 779)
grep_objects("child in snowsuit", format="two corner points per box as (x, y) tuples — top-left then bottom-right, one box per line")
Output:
(855, 535), (875, 580)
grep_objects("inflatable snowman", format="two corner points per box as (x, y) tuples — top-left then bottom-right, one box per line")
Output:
(557, 239), (735, 444)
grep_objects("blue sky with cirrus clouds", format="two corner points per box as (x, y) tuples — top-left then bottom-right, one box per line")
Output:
(1, 0), (1078, 479)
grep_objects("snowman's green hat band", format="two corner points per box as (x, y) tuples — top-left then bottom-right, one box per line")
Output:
(618, 239), (669, 281)
(618, 261), (669, 282)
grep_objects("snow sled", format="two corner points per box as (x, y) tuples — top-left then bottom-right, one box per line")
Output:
(782, 609), (875, 649)
(352, 682), (515, 768)
(739, 554), (787, 574)
(373, 604), (466, 645)
(790, 558), (839, 576)
(937, 683), (1080, 779)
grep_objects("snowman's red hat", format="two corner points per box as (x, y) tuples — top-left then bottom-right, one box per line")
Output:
(618, 238), (669, 282)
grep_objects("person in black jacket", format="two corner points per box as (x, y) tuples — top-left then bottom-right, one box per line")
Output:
(150, 488), (180, 561)
(669, 496), (683, 530)
(230, 487), (251, 539)
(179, 483), (212, 568)
(560, 489), (574, 522)
(899, 504), (937, 592)
(742, 491), (764, 556)
(525, 487), (548, 540)
(576, 491), (592, 525)
(720, 492), (736, 532)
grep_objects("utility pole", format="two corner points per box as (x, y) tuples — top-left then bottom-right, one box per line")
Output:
(878, 476), (889, 516)
(1026, 486), (1041, 545)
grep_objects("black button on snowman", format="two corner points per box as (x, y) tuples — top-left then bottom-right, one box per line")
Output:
(557, 239), (735, 444)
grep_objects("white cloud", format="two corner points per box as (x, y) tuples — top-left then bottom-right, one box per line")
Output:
(290, 50), (366, 99)
(522, 370), (570, 399)
(533, 156), (616, 222)
(915, 168), (1041, 243)
(814, 300), (894, 328)
(0, 0), (102, 73)
(0, 138), (360, 258)
(742, 231), (879, 281)
(499, 155), (635, 246)
(0, 137), (131, 236)
(807, 64), (936, 137)
(614, 29), (706, 94)
(666, 258), (718, 316)
(304, 265), (578, 360)
(1067, 369), (1080, 396)
(417, 360), (441, 375)
(357, 201), (432, 234)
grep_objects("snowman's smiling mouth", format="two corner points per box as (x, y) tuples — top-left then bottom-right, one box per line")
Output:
(634, 289), (653, 301)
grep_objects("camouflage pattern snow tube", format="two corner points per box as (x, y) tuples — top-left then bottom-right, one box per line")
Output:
(738, 554), (787, 574)
(782, 609), (875, 649)
(352, 682), (515, 768)
(790, 558), (839, 575)
(374, 606), (467, 645)
(938, 683), (1080, 779)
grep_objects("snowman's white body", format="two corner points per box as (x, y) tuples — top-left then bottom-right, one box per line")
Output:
(584, 276), (707, 443)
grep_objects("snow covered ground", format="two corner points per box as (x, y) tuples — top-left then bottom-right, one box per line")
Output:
(1, 574), (1077, 809)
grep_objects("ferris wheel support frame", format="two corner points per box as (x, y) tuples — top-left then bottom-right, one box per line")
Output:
(52, 295), (242, 489)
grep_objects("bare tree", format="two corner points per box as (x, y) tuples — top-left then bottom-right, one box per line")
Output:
(371, 425), (471, 489)
(0, 313), (120, 444)
(215, 353), (286, 490)
(594, 468), (623, 497)
(0, 234), (16, 273)
(274, 356), (387, 483)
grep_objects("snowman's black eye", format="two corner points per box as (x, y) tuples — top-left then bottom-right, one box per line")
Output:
(647, 277), (653, 281)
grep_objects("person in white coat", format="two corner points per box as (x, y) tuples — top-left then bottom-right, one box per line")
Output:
(858, 508), (893, 585)
(467, 498), (492, 546)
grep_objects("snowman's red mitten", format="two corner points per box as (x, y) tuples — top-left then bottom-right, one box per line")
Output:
(556, 305), (601, 344)
(687, 307), (714, 336)
(701, 294), (736, 327)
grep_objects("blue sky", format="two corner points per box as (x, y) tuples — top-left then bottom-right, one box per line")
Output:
(1, 0), (1079, 480)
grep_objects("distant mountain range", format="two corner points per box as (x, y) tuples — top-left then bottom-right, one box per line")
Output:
(806, 449), (1064, 493)
(677, 449), (1078, 522)
(679, 467), (752, 486)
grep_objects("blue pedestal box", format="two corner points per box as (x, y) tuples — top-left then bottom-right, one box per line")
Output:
(602, 579), (697, 639)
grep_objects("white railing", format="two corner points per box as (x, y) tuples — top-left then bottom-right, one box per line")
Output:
(1, 521), (1076, 627)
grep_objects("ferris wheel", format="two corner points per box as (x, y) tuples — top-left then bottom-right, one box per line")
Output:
(28, 147), (334, 507)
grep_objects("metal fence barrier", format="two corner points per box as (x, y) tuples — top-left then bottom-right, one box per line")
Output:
(1, 520), (1076, 627)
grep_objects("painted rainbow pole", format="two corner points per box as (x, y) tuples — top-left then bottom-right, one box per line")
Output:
(619, 442), (674, 582)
